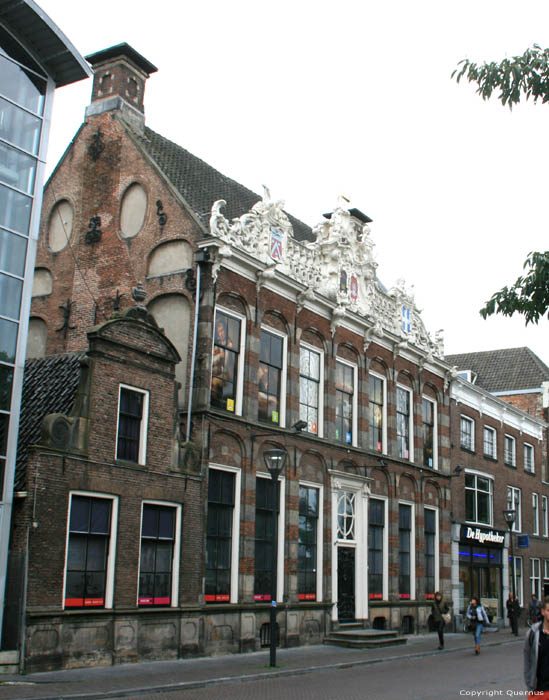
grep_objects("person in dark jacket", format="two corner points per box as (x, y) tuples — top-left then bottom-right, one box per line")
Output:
(524, 596), (549, 696)
(507, 592), (520, 636)
(431, 591), (449, 650)
(530, 594), (542, 626)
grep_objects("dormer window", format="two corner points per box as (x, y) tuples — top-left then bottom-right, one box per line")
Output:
(401, 306), (411, 333)
(456, 370), (477, 384)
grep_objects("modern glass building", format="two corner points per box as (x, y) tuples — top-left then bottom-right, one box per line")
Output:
(0, 0), (89, 647)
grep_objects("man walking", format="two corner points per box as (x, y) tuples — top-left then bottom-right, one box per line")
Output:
(524, 596), (549, 697)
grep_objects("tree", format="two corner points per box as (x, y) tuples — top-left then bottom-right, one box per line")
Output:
(453, 46), (549, 324)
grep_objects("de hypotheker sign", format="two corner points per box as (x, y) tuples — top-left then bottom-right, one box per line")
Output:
(460, 525), (505, 546)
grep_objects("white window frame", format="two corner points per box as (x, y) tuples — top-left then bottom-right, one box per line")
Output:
(421, 395), (437, 470)
(299, 480), (324, 603)
(544, 559), (549, 581)
(299, 341), (324, 438)
(530, 558), (541, 598)
(513, 556), (523, 607)
(115, 383), (149, 465)
(504, 434), (516, 467)
(464, 468), (494, 527)
(483, 425), (497, 459)
(256, 472), (286, 602)
(507, 485), (522, 532)
(396, 384), (414, 462)
(367, 495), (389, 602)
(524, 443), (534, 473)
(533, 493), (540, 536)
(137, 500), (182, 607)
(63, 491), (119, 610)
(368, 370), (387, 454)
(424, 505), (439, 596)
(335, 357), (358, 447)
(460, 415), (475, 451)
(207, 463), (241, 604)
(212, 306), (246, 415)
(259, 325), (288, 428)
(397, 500), (416, 601)
(543, 495), (548, 537)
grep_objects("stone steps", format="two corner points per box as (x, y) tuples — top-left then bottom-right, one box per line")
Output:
(0, 650), (19, 673)
(323, 629), (408, 649)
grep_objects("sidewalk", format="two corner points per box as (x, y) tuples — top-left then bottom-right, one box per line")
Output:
(0, 629), (524, 700)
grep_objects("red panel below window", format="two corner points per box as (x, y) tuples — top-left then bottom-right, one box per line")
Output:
(65, 597), (104, 607)
(254, 594), (271, 601)
(425, 593), (435, 599)
(298, 593), (316, 601)
(369, 593), (383, 600)
(399, 594), (410, 599)
(205, 594), (230, 602)
(65, 598), (84, 607)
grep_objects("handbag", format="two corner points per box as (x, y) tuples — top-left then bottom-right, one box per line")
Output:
(442, 612), (451, 624)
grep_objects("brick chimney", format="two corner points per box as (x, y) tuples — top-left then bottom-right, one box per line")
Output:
(84, 43), (157, 131)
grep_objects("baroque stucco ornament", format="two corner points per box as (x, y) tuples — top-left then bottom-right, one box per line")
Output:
(208, 192), (444, 358)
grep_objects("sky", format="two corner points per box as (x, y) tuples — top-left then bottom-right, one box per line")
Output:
(39, 0), (549, 363)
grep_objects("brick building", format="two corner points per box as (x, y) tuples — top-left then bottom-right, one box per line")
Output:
(8, 42), (548, 670)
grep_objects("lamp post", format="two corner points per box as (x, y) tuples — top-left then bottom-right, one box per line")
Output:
(263, 447), (287, 668)
(503, 508), (517, 601)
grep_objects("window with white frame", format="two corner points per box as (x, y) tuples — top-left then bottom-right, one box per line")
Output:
(116, 385), (149, 464)
(368, 373), (386, 453)
(259, 328), (286, 426)
(465, 472), (493, 526)
(507, 486), (522, 532)
(533, 493), (540, 536)
(298, 483), (322, 601)
(504, 435), (516, 467)
(422, 397), (436, 469)
(513, 557), (523, 607)
(398, 503), (415, 599)
(531, 558), (541, 598)
(396, 386), (413, 461)
(543, 496), (548, 537)
(368, 498), (386, 600)
(524, 443), (534, 473)
(483, 426), (496, 459)
(337, 491), (356, 541)
(335, 360), (357, 445)
(460, 415), (474, 451)
(211, 308), (245, 414)
(138, 502), (181, 607)
(254, 476), (283, 601)
(424, 507), (438, 599)
(64, 492), (118, 609)
(544, 559), (549, 583)
(299, 344), (323, 436)
(206, 466), (240, 603)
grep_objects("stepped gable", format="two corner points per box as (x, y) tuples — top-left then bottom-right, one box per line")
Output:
(445, 346), (549, 393)
(15, 353), (84, 491)
(131, 125), (315, 243)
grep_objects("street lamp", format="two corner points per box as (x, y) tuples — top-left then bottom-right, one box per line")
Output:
(503, 508), (517, 601)
(263, 447), (287, 668)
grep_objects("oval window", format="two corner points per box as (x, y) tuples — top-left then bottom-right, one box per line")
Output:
(48, 200), (73, 252)
(120, 183), (147, 238)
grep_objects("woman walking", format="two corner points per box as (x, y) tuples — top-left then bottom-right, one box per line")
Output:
(431, 591), (449, 650)
(467, 596), (490, 654)
(507, 592), (520, 636)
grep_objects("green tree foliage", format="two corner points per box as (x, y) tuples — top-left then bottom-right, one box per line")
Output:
(454, 46), (549, 324)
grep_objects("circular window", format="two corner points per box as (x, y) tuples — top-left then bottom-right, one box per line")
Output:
(48, 200), (73, 252)
(120, 183), (147, 238)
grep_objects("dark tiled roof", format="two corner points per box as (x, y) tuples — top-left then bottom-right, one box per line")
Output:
(445, 347), (549, 393)
(15, 353), (84, 491)
(131, 126), (316, 242)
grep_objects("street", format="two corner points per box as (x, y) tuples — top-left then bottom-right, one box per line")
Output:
(121, 640), (525, 700)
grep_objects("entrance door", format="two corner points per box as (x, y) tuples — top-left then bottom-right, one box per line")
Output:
(337, 546), (355, 621)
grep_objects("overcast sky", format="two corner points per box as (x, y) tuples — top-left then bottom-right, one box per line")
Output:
(39, 0), (549, 363)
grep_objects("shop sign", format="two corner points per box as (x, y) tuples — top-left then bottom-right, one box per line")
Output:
(460, 525), (505, 546)
(517, 535), (530, 548)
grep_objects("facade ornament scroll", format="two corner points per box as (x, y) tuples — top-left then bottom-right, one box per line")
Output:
(444, 366), (458, 392)
(296, 287), (315, 314)
(330, 302), (347, 338)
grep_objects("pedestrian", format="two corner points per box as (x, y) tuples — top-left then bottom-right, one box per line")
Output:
(530, 594), (542, 626)
(507, 592), (521, 636)
(431, 591), (449, 650)
(466, 596), (490, 655)
(524, 596), (549, 697)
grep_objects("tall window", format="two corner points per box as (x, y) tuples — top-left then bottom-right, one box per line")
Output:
(524, 443), (534, 473)
(531, 558), (541, 598)
(422, 398), (435, 468)
(513, 557), (523, 606)
(259, 329), (284, 425)
(298, 485), (319, 601)
(533, 493), (540, 536)
(211, 309), (242, 413)
(465, 473), (493, 526)
(460, 416), (474, 451)
(504, 435), (516, 466)
(138, 504), (177, 606)
(396, 386), (412, 460)
(206, 469), (236, 603)
(65, 494), (114, 608)
(368, 374), (385, 453)
(116, 385), (148, 464)
(254, 477), (278, 601)
(424, 508), (437, 598)
(368, 498), (385, 600)
(398, 504), (412, 599)
(543, 496), (548, 537)
(335, 360), (355, 445)
(483, 426), (496, 459)
(299, 345), (322, 436)
(507, 486), (522, 532)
